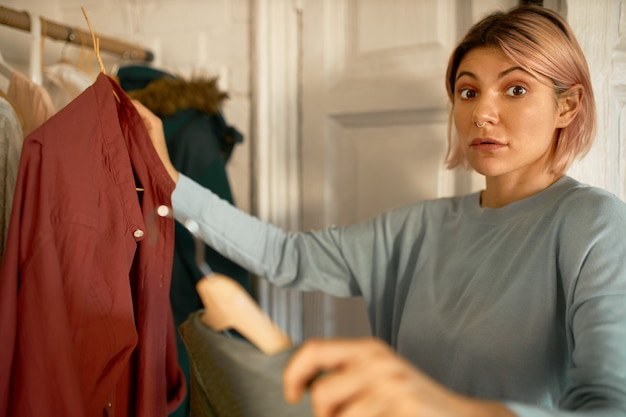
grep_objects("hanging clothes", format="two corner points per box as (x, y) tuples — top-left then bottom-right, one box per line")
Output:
(0, 73), (185, 417)
(5, 70), (55, 136)
(117, 65), (251, 417)
(0, 96), (23, 259)
(43, 61), (94, 112)
(179, 311), (313, 417)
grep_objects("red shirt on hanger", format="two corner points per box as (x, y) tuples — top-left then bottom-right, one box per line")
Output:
(0, 73), (185, 417)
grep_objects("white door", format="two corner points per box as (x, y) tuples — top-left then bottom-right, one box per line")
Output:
(299, 0), (516, 338)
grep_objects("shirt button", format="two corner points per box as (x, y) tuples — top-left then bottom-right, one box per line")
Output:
(133, 229), (144, 238)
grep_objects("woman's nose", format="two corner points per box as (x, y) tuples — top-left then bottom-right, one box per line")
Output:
(472, 93), (499, 126)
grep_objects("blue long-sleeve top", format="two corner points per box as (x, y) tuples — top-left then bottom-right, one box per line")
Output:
(172, 173), (626, 416)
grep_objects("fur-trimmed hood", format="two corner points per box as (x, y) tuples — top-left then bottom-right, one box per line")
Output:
(115, 65), (228, 117)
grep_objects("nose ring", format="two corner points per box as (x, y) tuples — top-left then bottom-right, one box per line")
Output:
(475, 121), (486, 128)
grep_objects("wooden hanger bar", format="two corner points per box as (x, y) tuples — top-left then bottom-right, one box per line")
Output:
(0, 5), (154, 62)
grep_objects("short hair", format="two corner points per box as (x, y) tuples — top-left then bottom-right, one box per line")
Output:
(444, 5), (596, 174)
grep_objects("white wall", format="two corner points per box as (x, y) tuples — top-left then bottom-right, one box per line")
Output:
(0, 0), (252, 212)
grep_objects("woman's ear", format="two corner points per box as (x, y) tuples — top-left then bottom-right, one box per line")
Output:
(556, 85), (583, 128)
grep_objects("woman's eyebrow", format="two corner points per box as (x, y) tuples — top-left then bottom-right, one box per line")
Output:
(455, 70), (475, 82)
(455, 66), (535, 83)
(499, 66), (535, 79)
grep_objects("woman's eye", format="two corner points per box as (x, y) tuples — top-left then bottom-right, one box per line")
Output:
(506, 85), (527, 96)
(459, 88), (477, 99)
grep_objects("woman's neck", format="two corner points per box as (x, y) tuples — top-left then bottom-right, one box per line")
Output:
(481, 172), (563, 208)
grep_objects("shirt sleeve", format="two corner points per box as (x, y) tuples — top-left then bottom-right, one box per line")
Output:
(563, 193), (626, 415)
(172, 173), (366, 296)
(0, 140), (89, 416)
(507, 192), (626, 417)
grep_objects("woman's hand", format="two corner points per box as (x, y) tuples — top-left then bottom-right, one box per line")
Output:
(283, 338), (515, 417)
(131, 99), (179, 183)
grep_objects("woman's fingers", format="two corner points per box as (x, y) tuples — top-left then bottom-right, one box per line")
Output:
(283, 338), (380, 404)
(283, 338), (409, 417)
(283, 338), (502, 417)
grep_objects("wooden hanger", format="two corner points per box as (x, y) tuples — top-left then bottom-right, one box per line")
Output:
(196, 273), (292, 355)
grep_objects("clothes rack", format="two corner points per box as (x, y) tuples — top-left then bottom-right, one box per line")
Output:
(0, 5), (154, 62)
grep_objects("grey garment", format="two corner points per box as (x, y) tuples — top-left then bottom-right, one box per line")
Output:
(172, 174), (626, 416)
(179, 311), (313, 417)
(0, 97), (23, 258)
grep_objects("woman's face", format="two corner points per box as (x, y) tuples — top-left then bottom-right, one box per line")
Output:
(452, 47), (568, 181)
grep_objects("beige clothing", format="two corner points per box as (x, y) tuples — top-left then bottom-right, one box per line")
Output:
(6, 71), (55, 136)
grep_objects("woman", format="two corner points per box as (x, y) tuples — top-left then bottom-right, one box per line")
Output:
(135, 4), (626, 417)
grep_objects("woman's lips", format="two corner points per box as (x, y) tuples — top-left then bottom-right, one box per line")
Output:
(470, 138), (506, 152)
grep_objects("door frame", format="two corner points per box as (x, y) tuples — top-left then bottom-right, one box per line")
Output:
(251, 0), (304, 342)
